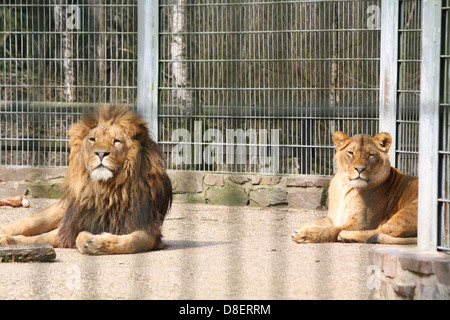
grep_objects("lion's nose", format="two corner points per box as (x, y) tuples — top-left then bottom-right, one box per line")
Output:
(95, 151), (110, 161)
(354, 166), (366, 174)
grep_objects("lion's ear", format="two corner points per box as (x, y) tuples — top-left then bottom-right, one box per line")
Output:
(119, 117), (150, 142)
(68, 123), (91, 147)
(333, 131), (350, 151)
(373, 132), (392, 153)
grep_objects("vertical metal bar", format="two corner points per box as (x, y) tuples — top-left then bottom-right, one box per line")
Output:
(137, 0), (159, 141)
(418, 0), (442, 251)
(379, 0), (399, 165)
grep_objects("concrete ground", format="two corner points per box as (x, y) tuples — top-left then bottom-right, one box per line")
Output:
(0, 199), (393, 300)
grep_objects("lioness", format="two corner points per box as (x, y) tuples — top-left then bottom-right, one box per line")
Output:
(292, 131), (418, 244)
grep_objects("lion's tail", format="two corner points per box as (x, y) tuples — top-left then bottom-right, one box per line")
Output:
(367, 234), (417, 245)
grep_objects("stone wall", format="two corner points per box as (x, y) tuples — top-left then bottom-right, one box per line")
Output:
(0, 167), (66, 199)
(0, 167), (330, 209)
(170, 170), (329, 208)
(369, 248), (450, 300)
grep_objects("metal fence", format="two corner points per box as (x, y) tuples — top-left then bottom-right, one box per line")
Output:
(395, 0), (421, 176)
(439, 0), (450, 250)
(0, 1), (448, 248)
(159, 0), (381, 175)
(0, 0), (138, 167)
(1, 0), (425, 177)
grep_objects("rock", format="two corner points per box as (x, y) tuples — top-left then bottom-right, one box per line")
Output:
(286, 176), (330, 187)
(250, 188), (287, 207)
(173, 193), (205, 204)
(0, 182), (28, 198)
(0, 166), (67, 182)
(227, 175), (250, 185)
(204, 174), (224, 187)
(250, 176), (262, 185)
(392, 282), (416, 300)
(399, 254), (436, 275)
(206, 186), (248, 206)
(287, 188), (323, 210)
(434, 259), (450, 286)
(28, 179), (64, 199)
(0, 244), (56, 262)
(382, 253), (398, 278)
(170, 171), (204, 194)
(260, 176), (281, 185)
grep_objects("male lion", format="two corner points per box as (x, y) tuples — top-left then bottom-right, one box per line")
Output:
(292, 131), (418, 245)
(0, 106), (172, 255)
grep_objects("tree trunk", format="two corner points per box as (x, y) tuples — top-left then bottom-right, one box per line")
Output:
(93, 3), (107, 102)
(171, 1), (193, 115)
(54, 2), (76, 102)
(329, 2), (339, 136)
(0, 245), (56, 262)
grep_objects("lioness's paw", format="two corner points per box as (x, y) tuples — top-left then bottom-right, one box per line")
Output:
(337, 230), (359, 243)
(292, 226), (323, 243)
(0, 234), (16, 245)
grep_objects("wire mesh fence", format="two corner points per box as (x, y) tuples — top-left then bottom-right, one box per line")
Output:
(159, 0), (381, 175)
(0, 0), (138, 167)
(395, 0), (421, 176)
(0, 0), (426, 177)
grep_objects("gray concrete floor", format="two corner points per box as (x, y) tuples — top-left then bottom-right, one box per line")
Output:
(0, 199), (392, 299)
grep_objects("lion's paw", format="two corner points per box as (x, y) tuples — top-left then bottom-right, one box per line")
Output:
(76, 231), (117, 255)
(292, 226), (323, 243)
(0, 234), (16, 245)
(75, 231), (93, 254)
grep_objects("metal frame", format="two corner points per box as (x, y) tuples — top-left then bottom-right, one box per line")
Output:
(379, 0), (399, 166)
(418, 0), (442, 251)
(157, 0), (382, 175)
(396, 0), (422, 176)
(137, 0), (159, 141)
(438, 0), (450, 251)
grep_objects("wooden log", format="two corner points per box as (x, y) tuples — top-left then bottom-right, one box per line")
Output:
(0, 244), (56, 262)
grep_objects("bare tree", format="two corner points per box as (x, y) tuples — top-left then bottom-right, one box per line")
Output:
(171, 0), (193, 115)
(54, 2), (75, 102)
(329, 2), (339, 136)
(90, 2), (108, 102)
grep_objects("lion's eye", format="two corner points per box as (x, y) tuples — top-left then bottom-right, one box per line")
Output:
(347, 151), (354, 157)
(89, 137), (95, 142)
(114, 139), (122, 144)
(369, 153), (375, 158)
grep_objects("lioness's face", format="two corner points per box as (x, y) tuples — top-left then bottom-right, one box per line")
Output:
(333, 131), (392, 189)
(84, 123), (129, 182)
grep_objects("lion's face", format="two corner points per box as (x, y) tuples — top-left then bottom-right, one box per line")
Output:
(84, 123), (129, 182)
(333, 131), (392, 189)
(67, 106), (150, 184)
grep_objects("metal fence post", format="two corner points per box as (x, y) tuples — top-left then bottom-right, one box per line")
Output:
(379, 0), (399, 166)
(418, 0), (442, 251)
(137, 0), (159, 141)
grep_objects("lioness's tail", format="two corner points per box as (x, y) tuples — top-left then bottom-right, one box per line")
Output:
(367, 234), (417, 245)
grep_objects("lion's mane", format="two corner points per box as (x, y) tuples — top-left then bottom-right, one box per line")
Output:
(58, 106), (172, 248)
